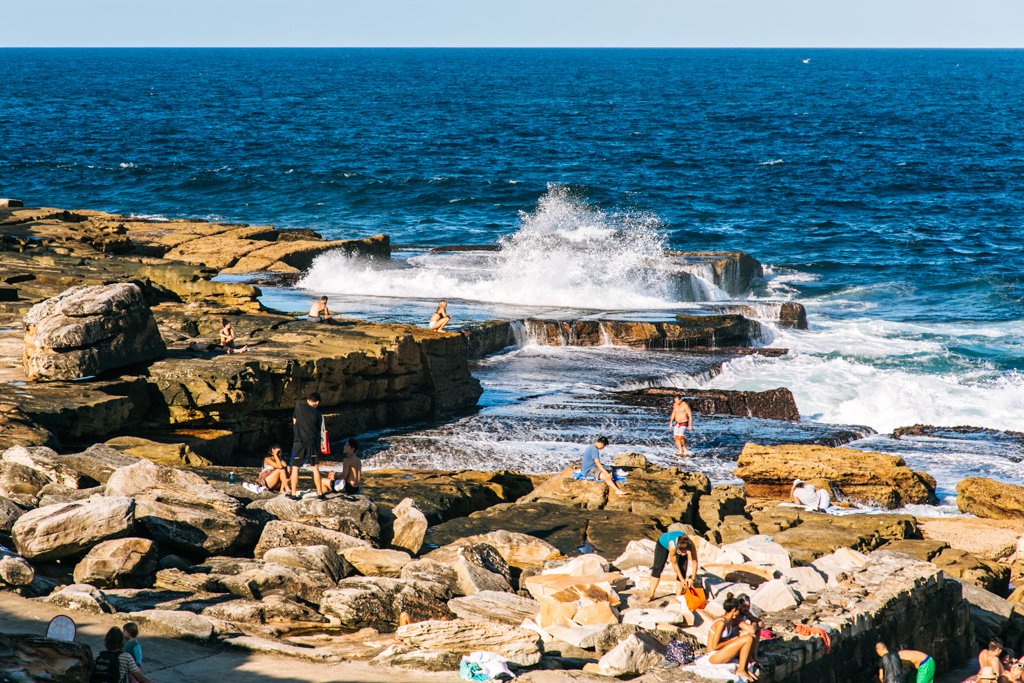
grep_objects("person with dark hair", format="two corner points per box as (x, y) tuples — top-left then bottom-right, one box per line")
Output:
(218, 318), (247, 354)
(328, 438), (363, 494)
(308, 296), (338, 323)
(577, 436), (627, 497)
(876, 642), (904, 683)
(736, 594), (764, 665)
(707, 593), (757, 681)
(645, 530), (698, 601)
(291, 392), (326, 498)
(246, 444), (292, 495)
(122, 622), (142, 668)
(91, 626), (156, 683)
(669, 396), (693, 456)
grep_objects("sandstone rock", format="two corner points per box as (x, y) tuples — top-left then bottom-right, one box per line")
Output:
(361, 469), (533, 524)
(341, 547), (412, 578)
(931, 548), (1010, 595)
(2, 445), (85, 489)
(105, 436), (211, 467)
(810, 547), (870, 583)
(12, 495), (134, 561)
(750, 578), (801, 612)
(614, 386), (801, 421)
(778, 566), (829, 596)
(429, 501), (658, 561)
(545, 554), (611, 577)
(766, 511), (919, 564)
(526, 572), (622, 628)
(262, 544), (348, 583)
(390, 497), (427, 554)
(60, 443), (138, 484)
(396, 619), (543, 666)
(723, 535), (792, 569)
(735, 443), (936, 508)
(522, 314), (758, 349)
(219, 560), (338, 605)
(698, 485), (748, 531)
(612, 539), (656, 572)
(46, 583), (115, 614)
(0, 460), (50, 506)
(920, 517), (1024, 562)
(0, 495), (25, 534)
(254, 494), (380, 541)
(427, 529), (561, 570)
(371, 645), (462, 671)
(448, 590), (540, 625)
(106, 459), (240, 513)
(596, 632), (665, 676)
(0, 633), (92, 683)
(0, 403), (58, 451)
(416, 543), (514, 595)
(23, 283), (166, 380)
(133, 494), (255, 557)
(72, 537), (158, 588)
(0, 198), (24, 208)
(0, 546), (34, 586)
(129, 608), (215, 641)
(253, 520), (370, 557)
(319, 576), (449, 630)
(957, 477), (1024, 520)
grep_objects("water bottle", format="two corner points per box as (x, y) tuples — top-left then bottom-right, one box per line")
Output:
(228, 471), (237, 485)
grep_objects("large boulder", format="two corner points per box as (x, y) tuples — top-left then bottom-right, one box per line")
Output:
(448, 590), (539, 626)
(421, 529), (560, 570)
(253, 494), (380, 541)
(253, 520), (370, 557)
(395, 619), (543, 666)
(46, 583), (115, 614)
(262, 545), (349, 583)
(132, 494), (255, 557)
(60, 444), (138, 484)
(106, 459), (240, 513)
(341, 547), (412, 578)
(596, 633), (665, 676)
(0, 403), (58, 451)
(0, 495), (26, 534)
(11, 495), (134, 561)
(390, 497), (428, 554)
(320, 577), (451, 630)
(735, 443), (936, 508)
(23, 283), (166, 380)
(0, 633), (92, 683)
(0, 546), (34, 586)
(0, 460), (50, 506)
(72, 537), (158, 588)
(2, 445), (86, 489)
(957, 478), (1024, 520)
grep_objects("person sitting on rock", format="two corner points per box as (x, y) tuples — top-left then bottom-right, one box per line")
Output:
(218, 318), (248, 354)
(897, 649), (936, 683)
(577, 436), (627, 497)
(428, 299), (452, 332)
(327, 438), (363, 494)
(645, 530), (698, 601)
(246, 444), (292, 495)
(707, 593), (758, 681)
(791, 478), (831, 511)
(976, 639), (1009, 683)
(308, 296), (338, 324)
(736, 595), (764, 665)
(93, 626), (157, 683)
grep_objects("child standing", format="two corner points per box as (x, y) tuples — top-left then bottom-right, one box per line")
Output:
(123, 622), (142, 668)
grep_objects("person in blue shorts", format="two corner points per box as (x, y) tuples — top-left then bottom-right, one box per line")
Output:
(578, 436), (627, 497)
(646, 530), (698, 601)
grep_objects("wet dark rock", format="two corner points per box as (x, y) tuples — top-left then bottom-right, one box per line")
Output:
(614, 386), (800, 421)
(521, 315), (759, 349)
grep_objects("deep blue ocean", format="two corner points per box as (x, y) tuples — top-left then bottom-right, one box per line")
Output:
(2, 49), (1021, 494)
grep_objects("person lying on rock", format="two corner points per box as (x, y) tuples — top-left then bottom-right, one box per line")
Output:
(707, 593), (758, 682)
(327, 438), (362, 494)
(646, 530), (698, 601)
(577, 436), (627, 497)
(791, 478), (831, 511)
(428, 299), (452, 331)
(218, 318), (248, 354)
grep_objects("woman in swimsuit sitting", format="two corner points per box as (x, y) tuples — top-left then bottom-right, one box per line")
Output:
(428, 300), (452, 332)
(707, 593), (758, 681)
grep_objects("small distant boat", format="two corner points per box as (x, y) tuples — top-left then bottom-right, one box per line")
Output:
(802, 58), (811, 64)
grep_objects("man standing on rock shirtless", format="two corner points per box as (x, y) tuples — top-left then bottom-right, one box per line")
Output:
(670, 396), (693, 456)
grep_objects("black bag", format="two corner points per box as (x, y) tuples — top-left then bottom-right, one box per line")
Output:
(91, 650), (121, 683)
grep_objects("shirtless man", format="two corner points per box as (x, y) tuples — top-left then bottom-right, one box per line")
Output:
(219, 319), (248, 354)
(978, 639), (1008, 682)
(897, 649), (936, 683)
(308, 296), (336, 323)
(670, 397), (693, 455)
(328, 438), (363, 493)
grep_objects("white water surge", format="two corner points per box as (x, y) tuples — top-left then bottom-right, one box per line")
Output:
(299, 186), (728, 309)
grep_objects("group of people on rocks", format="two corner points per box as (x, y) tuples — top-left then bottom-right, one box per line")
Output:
(960, 639), (1024, 683)
(243, 391), (362, 499)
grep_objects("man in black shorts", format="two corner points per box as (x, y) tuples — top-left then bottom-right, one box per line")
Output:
(290, 391), (325, 498)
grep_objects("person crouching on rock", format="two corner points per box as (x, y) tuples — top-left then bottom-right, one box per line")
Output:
(707, 593), (758, 681)
(578, 436), (627, 497)
(327, 438), (362, 494)
(245, 444), (293, 496)
(791, 478), (831, 511)
(291, 391), (326, 499)
(428, 300), (452, 331)
(645, 530), (697, 601)
(308, 296), (338, 324)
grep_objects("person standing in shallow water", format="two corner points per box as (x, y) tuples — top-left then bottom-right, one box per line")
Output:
(291, 391), (326, 498)
(670, 396), (693, 455)
(428, 300), (452, 331)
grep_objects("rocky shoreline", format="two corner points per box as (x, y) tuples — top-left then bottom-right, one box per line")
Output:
(1, 204), (1022, 682)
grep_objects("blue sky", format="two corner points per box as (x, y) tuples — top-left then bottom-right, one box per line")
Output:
(6, 0), (1024, 48)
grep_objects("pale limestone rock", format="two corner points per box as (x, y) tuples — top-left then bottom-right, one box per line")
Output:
(750, 578), (801, 613)
(391, 497), (427, 554)
(396, 619), (542, 666)
(341, 547), (412, 578)
(129, 609), (216, 641)
(597, 633), (665, 676)
(448, 590), (539, 626)
(46, 584), (114, 614)
(12, 495), (134, 561)
(612, 539), (656, 571)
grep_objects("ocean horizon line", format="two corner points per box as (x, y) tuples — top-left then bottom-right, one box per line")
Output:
(3, 45), (1024, 50)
